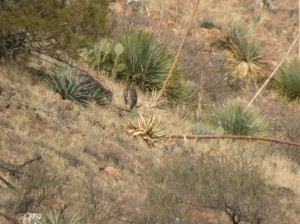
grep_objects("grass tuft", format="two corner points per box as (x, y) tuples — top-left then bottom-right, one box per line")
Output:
(210, 101), (268, 136)
(274, 58), (300, 102)
(213, 23), (267, 80)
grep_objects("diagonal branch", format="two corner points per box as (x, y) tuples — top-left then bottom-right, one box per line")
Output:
(158, 0), (200, 99)
(247, 33), (299, 107)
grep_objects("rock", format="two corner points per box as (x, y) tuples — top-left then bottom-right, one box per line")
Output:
(22, 212), (43, 224)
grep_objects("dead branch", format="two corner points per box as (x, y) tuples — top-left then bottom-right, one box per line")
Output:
(0, 175), (16, 191)
(159, 0), (200, 99)
(19, 154), (42, 168)
(0, 210), (19, 224)
(167, 134), (300, 148)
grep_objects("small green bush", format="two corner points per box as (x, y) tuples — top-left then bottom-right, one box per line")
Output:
(210, 102), (268, 136)
(119, 30), (197, 108)
(44, 65), (112, 107)
(274, 58), (300, 102)
(200, 17), (215, 29)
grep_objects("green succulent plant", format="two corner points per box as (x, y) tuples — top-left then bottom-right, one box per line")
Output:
(43, 208), (82, 224)
(86, 39), (126, 77)
(44, 65), (112, 107)
(210, 102), (268, 137)
(274, 58), (300, 102)
(119, 30), (197, 108)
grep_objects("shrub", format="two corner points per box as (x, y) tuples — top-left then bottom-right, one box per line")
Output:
(119, 30), (197, 108)
(196, 150), (277, 224)
(44, 65), (112, 107)
(0, 0), (112, 62)
(210, 101), (268, 136)
(212, 24), (266, 80)
(274, 58), (300, 102)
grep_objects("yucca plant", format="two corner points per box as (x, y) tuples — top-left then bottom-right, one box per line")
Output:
(44, 65), (112, 107)
(43, 208), (82, 224)
(210, 102), (268, 136)
(119, 30), (197, 108)
(126, 114), (166, 145)
(213, 24), (266, 80)
(274, 58), (300, 101)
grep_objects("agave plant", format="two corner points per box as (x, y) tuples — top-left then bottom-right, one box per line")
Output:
(210, 102), (268, 137)
(43, 208), (82, 224)
(274, 58), (300, 102)
(126, 114), (166, 145)
(44, 65), (112, 107)
(213, 24), (266, 80)
(119, 30), (197, 108)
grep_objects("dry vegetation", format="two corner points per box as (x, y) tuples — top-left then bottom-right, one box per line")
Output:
(0, 0), (300, 223)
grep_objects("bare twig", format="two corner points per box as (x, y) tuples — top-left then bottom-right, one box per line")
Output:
(19, 154), (42, 168)
(0, 210), (19, 224)
(0, 175), (16, 191)
(247, 33), (299, 106)
(158, 0), (200, 99)
(167, 134), (300, 148)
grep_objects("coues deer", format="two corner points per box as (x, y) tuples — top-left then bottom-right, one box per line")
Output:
(123, 84), (137, 110)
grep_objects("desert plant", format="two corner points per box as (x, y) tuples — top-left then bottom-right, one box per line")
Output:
(196, 150), (277, 224)
(119, 30), (197, 108)
(86, 39), (125, 77)
(210, 102), (268, 136)
(212, 24), (266, 80)
(44, 65), (112, 107)
(43, 208), (82, 224)
(200, 17), (215, 29)
(0, 0), (111, 62)
(274, 58), (300, 101)
(126, 114), (166, 145)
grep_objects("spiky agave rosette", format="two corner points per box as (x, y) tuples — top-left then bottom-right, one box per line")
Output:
(44, 65), (112, 107)
(126, 114), (167, 145)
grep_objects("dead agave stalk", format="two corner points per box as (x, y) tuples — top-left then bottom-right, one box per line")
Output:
(158, 0), (201, 99)
(167, 134), (300, 148)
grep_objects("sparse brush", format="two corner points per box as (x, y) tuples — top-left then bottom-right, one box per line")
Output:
(146, 90), (168, 110)
(44, 65), (112, 107)
(43, 208), (82, 224)
(191, 122), (215, 135)
(212, 24), (266, 80)
(119, 30), (197, 108)
(274, 58), (300, 102)
(210, 102), (268, 136)
(126, 114), (166, 145)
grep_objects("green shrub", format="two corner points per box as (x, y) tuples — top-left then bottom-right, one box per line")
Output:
(200, 17), (215, 29)
(210, 102), (268, 136)
(0, 0), (111, 61)
(274, 58), (300, 101)
(44, 65), (112, 107)
(212, 24), (266, 80)
(119, 30), (197, 108)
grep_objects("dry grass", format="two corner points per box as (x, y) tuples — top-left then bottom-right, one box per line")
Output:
(1, 0), (300, 223)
